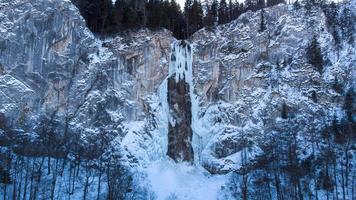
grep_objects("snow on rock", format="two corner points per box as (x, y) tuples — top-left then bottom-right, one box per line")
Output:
(191, 2), (356, 174)
(0, 0), (355, 199)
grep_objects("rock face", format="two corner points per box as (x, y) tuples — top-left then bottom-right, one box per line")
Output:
(167, 78), (194, 162)
(0, 0), (174, 146)
(190, 3), (356, 174)
(166, 41), (194, 162)
(0, 0), (174, 199)
(0, 0), (355, 199)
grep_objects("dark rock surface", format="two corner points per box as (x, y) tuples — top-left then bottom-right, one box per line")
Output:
(167, 77), (194, 162)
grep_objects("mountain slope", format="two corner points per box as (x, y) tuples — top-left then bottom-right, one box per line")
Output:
(0, 0), (355, 199)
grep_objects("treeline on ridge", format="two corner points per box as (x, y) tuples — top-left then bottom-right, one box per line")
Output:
(72, 0), (286, 39)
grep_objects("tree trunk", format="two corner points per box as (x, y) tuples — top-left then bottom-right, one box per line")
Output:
(241, 174), (248, 200)
(333, 159), (338, 200)
(268, 181), (272, 200)
(33, 157), (45, 200)
(351, 170), (355, 200)
(297, 181), (303, 200)
(314, 178), (318, 200)
(47, 156), (51, 175)
(275, 174), (281, 200)
(29, 159), (35, 200)
(71, 161), (78, 195)
(83, 169), (89, 200)
(97, 159), (102, 200)
(68, 163), (73, 195)
(344, 147), (349, 197)
(23, 158), (29, 200)
(12, 158), (18, 200)
(17, 168), (23, 200)
(3, 184), (6, 200)
(50, 159), (58, 200)
(341, 166), (346, 200)
(60, 159), (66, 177)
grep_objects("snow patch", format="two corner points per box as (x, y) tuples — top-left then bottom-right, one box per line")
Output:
(145, 160), (226, 200)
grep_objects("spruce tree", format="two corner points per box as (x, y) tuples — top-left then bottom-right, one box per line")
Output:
(307, 36), (324, 74)
(257, 0), (266, 10)
(267, 0), (285, 7)
(184, 0), (193, 36)
(184, 0), (203, 36)
(245, 0), (255, 11)
(259, 8), (266, 32)
(231, 2), (244, 20)
(218, 0), (228, 24)
(293, 0), (301, 9)
(191, 0), (204, 32)
(77, 0), (114, 33)
(204, 0), (218, 26)
(344, 88), (355, 122)
(281, 103), (288, 119)
(228, 0), (233, 21)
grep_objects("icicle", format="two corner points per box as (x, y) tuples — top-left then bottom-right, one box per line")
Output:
(168, 41), (193, 84)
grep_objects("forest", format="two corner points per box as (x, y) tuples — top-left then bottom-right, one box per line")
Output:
(72, 0), (286, 39)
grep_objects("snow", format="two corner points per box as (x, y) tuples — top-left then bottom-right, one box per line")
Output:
(121, 121), (152, 163)
(157, 78), (169, 153)
(145, 160), (226, 200)
(88, 39), (113, 65)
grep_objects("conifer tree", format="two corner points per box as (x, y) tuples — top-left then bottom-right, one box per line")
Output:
(77, 0), (114, 33)
(228, 0), (233, 21)
(256, 0), (266, 10)
(307, 36), (324, 74)
(184, 0), (203, 36)
(231, 2), (244, 20)
(245, 0), (255, 11)
(218, 0), (228, 24)
(259, 8), (266, 32)
(344, 88), (355, 122)
(281, 102), (288, 119)
(204, 0), (218, 26)
(267, 0), (285, 7)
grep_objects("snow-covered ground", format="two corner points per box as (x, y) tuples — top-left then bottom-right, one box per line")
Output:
(145, 160), (226, 200)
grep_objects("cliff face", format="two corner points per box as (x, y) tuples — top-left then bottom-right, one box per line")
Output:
(0, 0), (174, 198)
(191, 3), (356, 174)
(0, 0), (173, 152)
(0, 0), (355, 199)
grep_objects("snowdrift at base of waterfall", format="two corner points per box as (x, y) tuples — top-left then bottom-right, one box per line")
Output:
(145, 160), (226, 200)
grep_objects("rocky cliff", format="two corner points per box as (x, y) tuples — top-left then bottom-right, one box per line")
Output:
(191, 2), (356, 175)
(0, 0), (355, 199)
